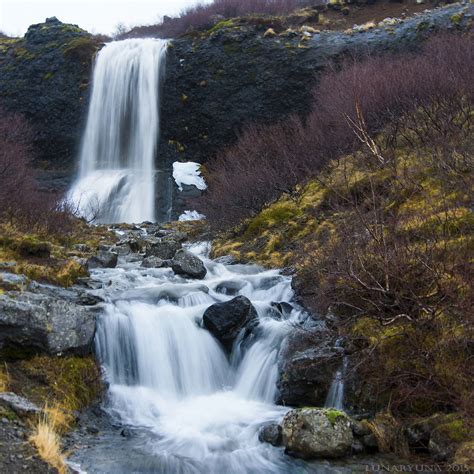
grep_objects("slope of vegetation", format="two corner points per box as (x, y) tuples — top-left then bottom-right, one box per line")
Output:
(208, 31), (473, 453)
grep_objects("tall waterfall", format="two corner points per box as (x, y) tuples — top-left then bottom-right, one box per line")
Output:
(68, 39), (167, 223)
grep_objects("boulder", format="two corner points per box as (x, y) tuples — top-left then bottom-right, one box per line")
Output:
(258, 423), (282, 446)
(141, 256), (167, 268)
(277, 329), (341, 407)
(0, 290), (99, 355)
(0, 393), (40, 418)
(282, 408), (353, 459)
(87, 250), (118, 269)
(171, 249), (207, 279)
(145, 239), (181, 260)
(202, 295), (257, 352)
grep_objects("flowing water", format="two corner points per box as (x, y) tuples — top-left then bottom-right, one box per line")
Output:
(68, 39), (168, 223)
(70, 241), (353, 474)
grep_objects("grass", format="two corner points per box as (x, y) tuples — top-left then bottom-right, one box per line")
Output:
(0, 363), (10, 392)
(29, 408), (67, 474)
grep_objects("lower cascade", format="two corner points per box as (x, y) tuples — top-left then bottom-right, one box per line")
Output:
(71, 242), (321, 474)
(68, 39), (167, 224)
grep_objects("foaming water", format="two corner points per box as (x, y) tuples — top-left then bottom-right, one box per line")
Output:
(68, 39), (167, 223)
(73, 242), (319, 473)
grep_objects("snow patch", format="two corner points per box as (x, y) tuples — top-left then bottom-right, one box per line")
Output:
(178, 210), (206, 221)
(172, 162), (207, 191)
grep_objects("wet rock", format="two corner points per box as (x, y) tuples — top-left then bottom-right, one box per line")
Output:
(277, 329), (341, 407)
(0, 393), (40, 418)
(120, 428), (133, 438)
(215, 280), (246, 295)
(141, 256), (167, 268)
(202, 295), (257, 352)
(171, 249), (207, 279)
(282, 408), (353, 459)
(270, 301), (294, 319)
(75, 293), (104, 306)
(214, 255), (237, 265)
(145, 239), (181, 260)
(258, 423), (282, 446)
(0, 290), (98, 355)
(87, 250), (118, 269)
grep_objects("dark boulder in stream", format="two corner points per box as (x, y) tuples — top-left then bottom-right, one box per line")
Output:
(171, 249), (207, 279)
(202, 295), (258, 352)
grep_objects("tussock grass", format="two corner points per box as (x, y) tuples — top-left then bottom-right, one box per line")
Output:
(29, 405), (68, 473)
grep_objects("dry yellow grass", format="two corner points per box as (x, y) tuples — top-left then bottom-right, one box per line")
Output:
(0, 364), (10, 392)
(29, 407), (68, 473)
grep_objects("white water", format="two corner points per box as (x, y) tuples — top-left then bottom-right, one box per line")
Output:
(68, 39), (167, 223)
(324, 341), (347, 410)
(81, 242), (317, 473)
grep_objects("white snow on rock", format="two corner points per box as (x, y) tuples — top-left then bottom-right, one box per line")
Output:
(173, 162), (207, 191)
(178, 210), (206, 221)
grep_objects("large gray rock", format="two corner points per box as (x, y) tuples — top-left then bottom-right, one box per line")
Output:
(282, 408), (353, 459)
(145, 239), (181, 260)
(277, 329), (341, 407)
(202, 295), (257, 352)
(87, 250), (118, 269)
(0, 290), (99, 355)
(0, 392), (40, 418)
(171, 249), (207, 279)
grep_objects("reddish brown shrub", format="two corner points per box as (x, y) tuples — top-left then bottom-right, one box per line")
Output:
(198, 33), (473, 229)
(0, 108), (75, 235)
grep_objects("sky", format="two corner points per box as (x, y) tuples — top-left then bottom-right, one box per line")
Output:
(0, 0), (206, 37)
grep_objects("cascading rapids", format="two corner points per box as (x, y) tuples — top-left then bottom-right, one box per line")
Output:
(72, 243), (316, 474)
(67, 39), (167, 224)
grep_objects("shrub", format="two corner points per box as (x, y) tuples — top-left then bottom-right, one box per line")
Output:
(0, 107), (76, 235)
(199, 33), (473, 228)
(118, 0), (318, 39)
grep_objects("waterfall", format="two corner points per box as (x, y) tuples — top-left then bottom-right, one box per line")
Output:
(74, 243), (310, 473)
(325, 354), (348, 410)
(68, 39), (167, 224)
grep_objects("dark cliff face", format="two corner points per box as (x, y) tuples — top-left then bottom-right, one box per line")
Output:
(0, 5), (470, 188)
(0, 17), (102, 177)
(158, 3), (471, 167)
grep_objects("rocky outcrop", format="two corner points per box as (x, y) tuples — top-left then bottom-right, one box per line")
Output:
(0, 17), (103, 177)
(0, 288), (99, 356)
(0, 6), (470, 191)
(159, 4), (471, 169)
(277, 329), (341, 407)
(171, 249), (207, 279)
(202, 295), (257, 351)
(281, 408), (353, 459)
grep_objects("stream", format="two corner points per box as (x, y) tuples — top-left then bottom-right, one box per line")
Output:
(67, 241), (363, 474)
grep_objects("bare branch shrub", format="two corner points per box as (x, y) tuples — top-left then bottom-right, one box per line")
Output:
(0, 108), (75, 235)
(198, 33), (473, 229)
